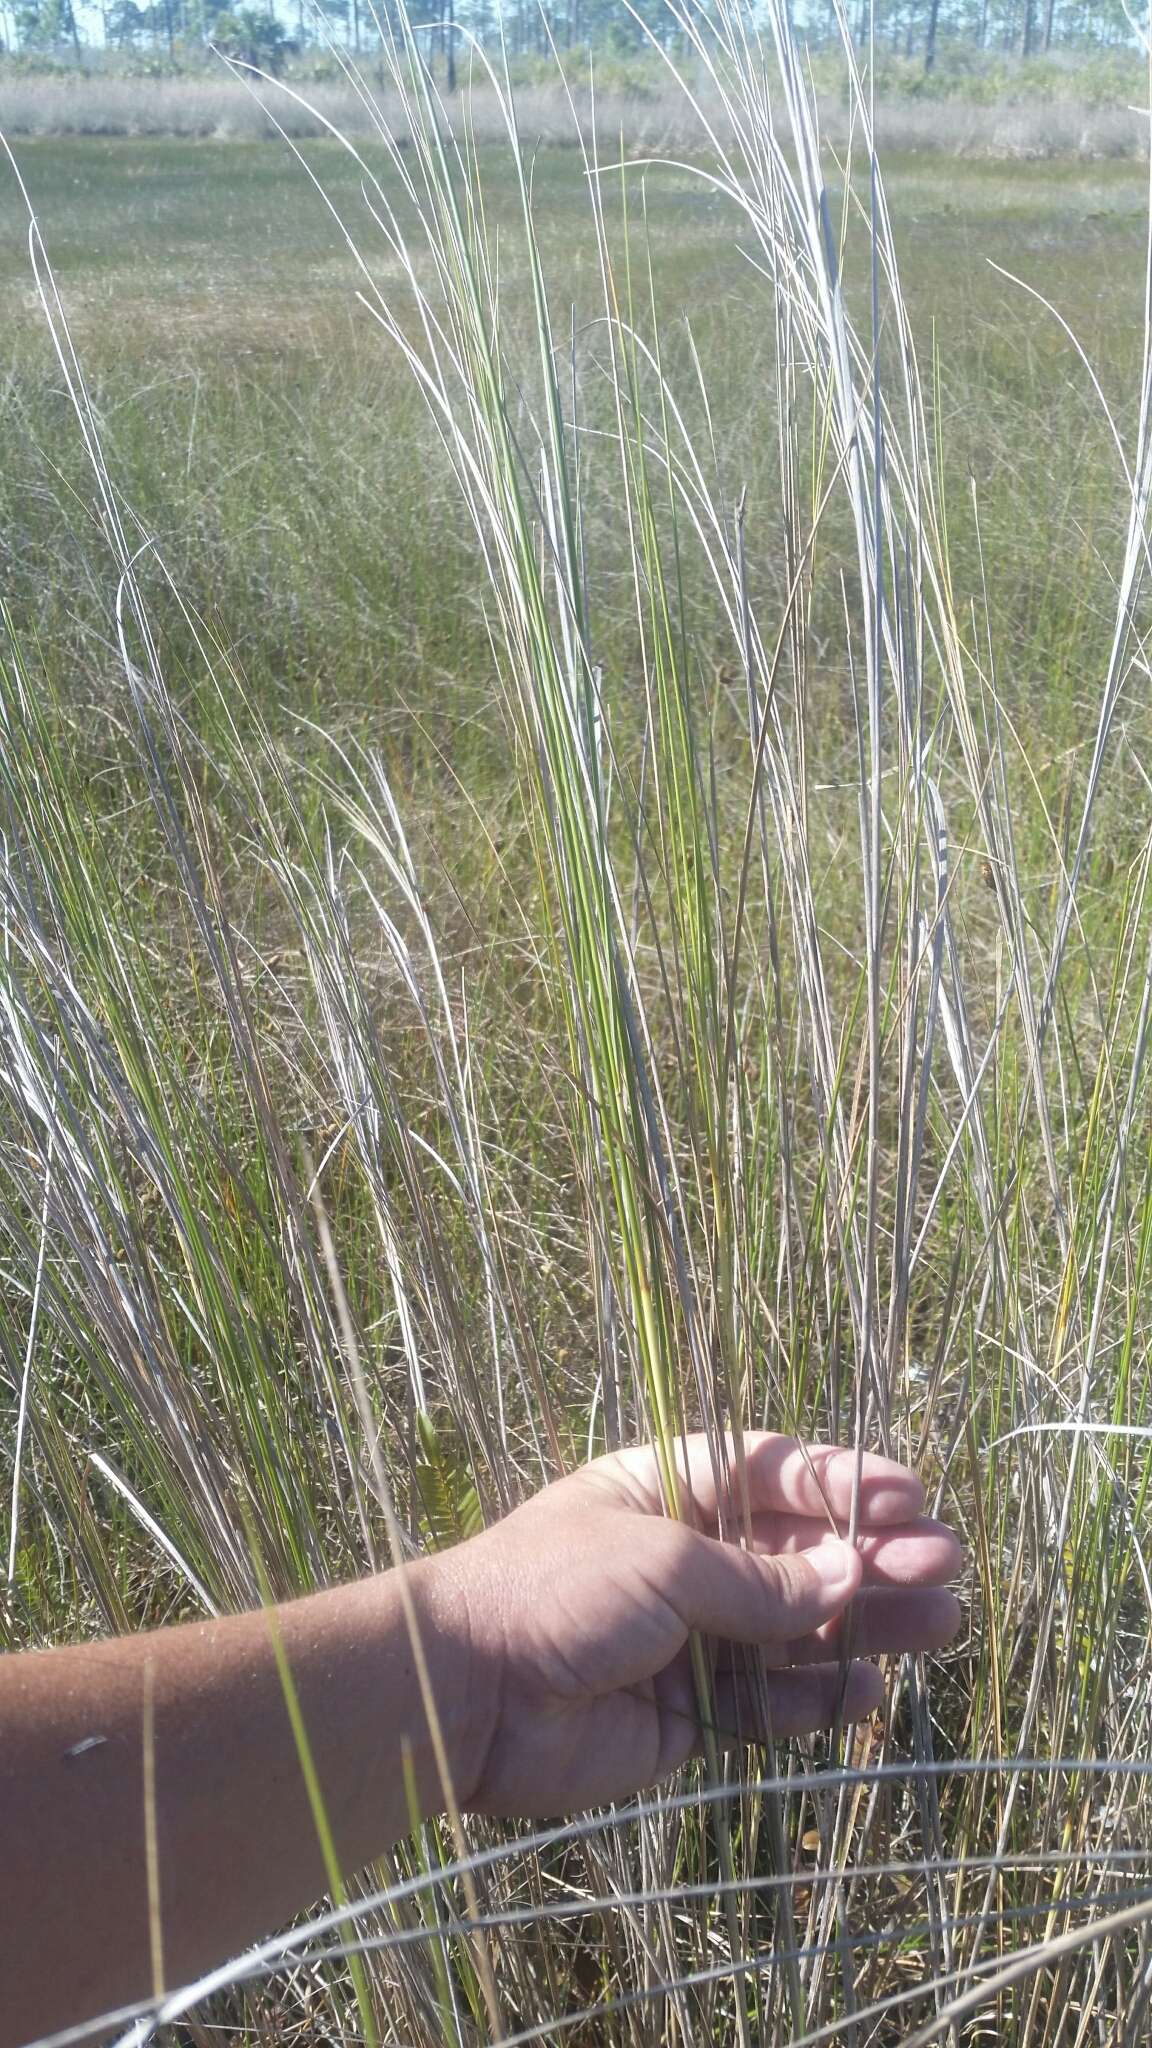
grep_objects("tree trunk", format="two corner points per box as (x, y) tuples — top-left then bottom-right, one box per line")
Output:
(924, 0), (942, 70)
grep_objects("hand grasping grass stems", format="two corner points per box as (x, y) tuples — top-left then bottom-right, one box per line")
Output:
(5, 0), (1152, 2041)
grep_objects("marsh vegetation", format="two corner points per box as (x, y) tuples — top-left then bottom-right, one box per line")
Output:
(5, 11), (1152, 2042)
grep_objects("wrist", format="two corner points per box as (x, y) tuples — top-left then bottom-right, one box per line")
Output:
(403, 1541), (502, 1818)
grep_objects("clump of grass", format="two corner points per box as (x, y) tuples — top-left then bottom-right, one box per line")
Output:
(5, 1), (1152, 2044)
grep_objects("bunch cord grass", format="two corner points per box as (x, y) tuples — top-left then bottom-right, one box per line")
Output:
(5, 2), (1152, 2044)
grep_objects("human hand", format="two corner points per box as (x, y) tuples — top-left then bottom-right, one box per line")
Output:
(434, 1433), (963, 1816)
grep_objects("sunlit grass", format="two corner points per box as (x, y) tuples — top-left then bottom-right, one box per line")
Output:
(4, 6), (1152, 2043)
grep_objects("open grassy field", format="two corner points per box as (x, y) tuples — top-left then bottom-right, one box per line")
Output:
(5, 137), (1146, 745)
(6, 54), (1152, 2044)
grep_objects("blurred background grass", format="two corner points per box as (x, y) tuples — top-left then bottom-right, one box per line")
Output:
(4, 137), (1145, 754)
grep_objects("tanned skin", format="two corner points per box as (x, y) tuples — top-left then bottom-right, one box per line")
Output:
(1, 1432), (963, 2047)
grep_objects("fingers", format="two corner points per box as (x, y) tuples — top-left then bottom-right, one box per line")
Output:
(646, 1519), (864, 1647)
(710, 1659), (884, 1743)
(717, 1585), (963, 1671)
(680, 1579), (963, 1752)
(743, 1437), (925, 1526)
(749, 1512), (963, 1588)
(586, 1433), (926, 1531)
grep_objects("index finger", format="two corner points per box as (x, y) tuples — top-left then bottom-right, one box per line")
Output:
(587, 1432), (925, 1529)
(747, 1436), (925, 1525)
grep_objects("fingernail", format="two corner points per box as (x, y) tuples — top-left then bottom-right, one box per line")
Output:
(807, 1540), (859, 1596)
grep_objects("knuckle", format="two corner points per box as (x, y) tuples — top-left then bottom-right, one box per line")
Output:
(760, 1548), (816, 1618)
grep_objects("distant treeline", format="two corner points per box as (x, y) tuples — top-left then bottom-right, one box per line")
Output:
(0, 0), (1143, 85)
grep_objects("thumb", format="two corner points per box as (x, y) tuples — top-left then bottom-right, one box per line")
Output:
(650, 1523), (863, 1644)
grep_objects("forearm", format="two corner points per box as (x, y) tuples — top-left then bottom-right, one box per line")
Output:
(1, 1433), (959, 2048)
(0, 1558), (480, 2048)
